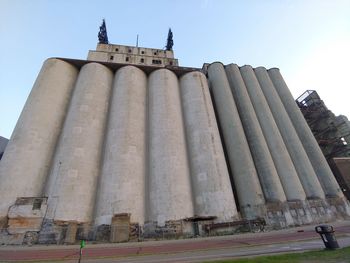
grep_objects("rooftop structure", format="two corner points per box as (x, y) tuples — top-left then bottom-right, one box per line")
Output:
(87, 43), (178, 67)
(89, 22), (178, 67)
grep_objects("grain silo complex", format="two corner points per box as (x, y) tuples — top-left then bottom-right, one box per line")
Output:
(0, 23), (349, 245)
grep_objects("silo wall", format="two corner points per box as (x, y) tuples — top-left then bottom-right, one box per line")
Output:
(45, 63), (113, 223)
(0, 59), (78, 224)
(268, 69), (350, 216)
(94, 66), (147, 226)
(147, 69), (194, 226)
(1, 57), (349, 244)
(180, 71), (238, 223)
(207, 62), (266, 219)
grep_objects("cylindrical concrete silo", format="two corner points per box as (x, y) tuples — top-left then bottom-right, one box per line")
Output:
(258, 68), (324, 200)
(180, 71), (238, 222)
(254, 67), (306, 201)
(225, 64), (286, 203)
(207, 62), (265, 219)
(148, 69), (194, 225)
(95, 66), (147, 226)
(268, 69), (343, 198)
(45, 63), (113, 223)
(0, 59), (78, 217)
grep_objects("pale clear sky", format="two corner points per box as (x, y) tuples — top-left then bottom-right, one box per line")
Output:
(0, 0), (349, 138)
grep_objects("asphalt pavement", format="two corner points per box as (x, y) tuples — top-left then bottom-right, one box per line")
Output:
(1, 220), (350, 262)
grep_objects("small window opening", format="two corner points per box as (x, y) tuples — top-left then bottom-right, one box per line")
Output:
(154, 52), (157, 55)
(140, 58), (144, 63)
(152, 59), (162, 65)
(169, 61), (173, 65)
(110, 55), (114, 60)
(141, 51), (145, 54)
(126, 57), (129, 62)
(115, 48), (119, 51)
(32, 199), (42, 210)
(128, 49), (132, 53)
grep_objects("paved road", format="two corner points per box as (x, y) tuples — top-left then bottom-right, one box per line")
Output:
(75, 237), (350, 263)
(1, 221), (350, 262)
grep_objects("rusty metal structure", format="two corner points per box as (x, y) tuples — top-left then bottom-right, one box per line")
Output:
(296, 90), (350, 200)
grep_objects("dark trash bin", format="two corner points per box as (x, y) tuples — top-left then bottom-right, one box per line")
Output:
(315, 225), (339, 249)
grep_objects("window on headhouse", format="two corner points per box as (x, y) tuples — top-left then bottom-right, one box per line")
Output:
(152, 59), (162, 65)
(126, 57), (129, 62)
(141, 51), (145, 54)
(140, 58), (144, 63)
(32, 199), (42, 210)
(115, 48), (119, 51)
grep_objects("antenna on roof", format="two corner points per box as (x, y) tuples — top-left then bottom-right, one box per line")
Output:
(165, 28), (174, 51)
(136, 34), (139, 47)
(98, 19), (109, 44)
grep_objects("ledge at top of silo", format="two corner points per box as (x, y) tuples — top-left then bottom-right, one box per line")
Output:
(51, 57), (201, 78)
(203, 62), (281, 76)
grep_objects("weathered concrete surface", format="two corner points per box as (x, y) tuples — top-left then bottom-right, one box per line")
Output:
(110, 214), (131, 243)
(253, 67), (306, 202)
(95, 66), (147, 226)
(268, 68), (343, 199)
(180, 71), (238, 222)
(7, 197), (47, 234)
(45, 63), (113, 223)
(226, 64), (286, 203)
(207, 62), (265, 219)
(0, 59), (78, 217)
(64, 222), (78, 244)
(258, 68), (324, 200)
(2, 55), (348, 244)
(148, 69), (194, 225)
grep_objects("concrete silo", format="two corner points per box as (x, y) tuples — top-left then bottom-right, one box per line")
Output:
(253, 67), (306, 203)
(94, 66), (147, 226)
(268, 69), (343, 198)
(0, 59), (78, 226)
(147, 69), (194, 226)
(45, 63), (113, 224)
(180, 71), (238, 223)
(0, 35), (349, 245)
(207, 62), (266, 219)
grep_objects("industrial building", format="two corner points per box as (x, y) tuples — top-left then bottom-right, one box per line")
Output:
(0, 136), (8, 161)
(296, 90), (350, 200)
(0, 23), (349, 245)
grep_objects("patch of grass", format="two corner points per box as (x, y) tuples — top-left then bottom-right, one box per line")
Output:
(210, 246), (350, 263)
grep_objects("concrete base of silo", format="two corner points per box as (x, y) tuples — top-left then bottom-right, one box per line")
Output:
(35, 219), (93, 245)
(326, 197), (350, 219)
(143, 219), (195, 240)
(1, 202), (350, 245)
